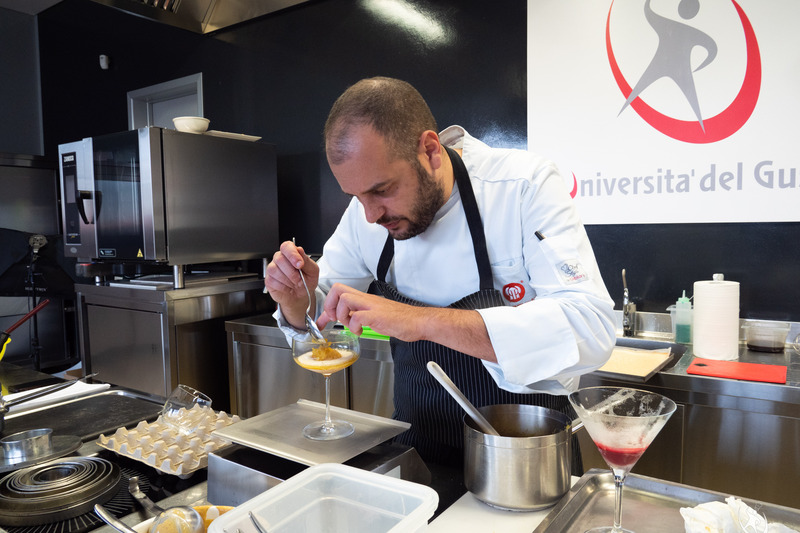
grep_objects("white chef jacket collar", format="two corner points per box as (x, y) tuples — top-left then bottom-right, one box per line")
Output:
(438, 125), (467, 150)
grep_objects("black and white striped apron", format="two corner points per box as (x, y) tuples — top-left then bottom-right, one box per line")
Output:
(371, 147), (580, 469)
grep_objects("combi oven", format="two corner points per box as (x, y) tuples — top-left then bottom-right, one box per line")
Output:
(58, 127), (278, 268)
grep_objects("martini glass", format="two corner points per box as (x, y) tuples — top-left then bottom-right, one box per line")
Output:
(568, 387), (676, 533)
(292, 329), (360, 440)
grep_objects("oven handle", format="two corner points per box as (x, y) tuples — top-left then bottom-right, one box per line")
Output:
(76, 190), (96, 225)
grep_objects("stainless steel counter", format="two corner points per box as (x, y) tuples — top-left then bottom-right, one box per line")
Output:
(77, 276), (270, 411)
(581, 312), (800, 509)
(224, 312), (800, 509)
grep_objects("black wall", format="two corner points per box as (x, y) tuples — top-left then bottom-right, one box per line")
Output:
(587, 222), (800, 322)
(37, 0), (527, 246)
(35, 0), (799, 321)
(0, 8), (43, 155)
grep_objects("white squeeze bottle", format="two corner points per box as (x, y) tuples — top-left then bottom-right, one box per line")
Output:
(675, 291), (693, 344)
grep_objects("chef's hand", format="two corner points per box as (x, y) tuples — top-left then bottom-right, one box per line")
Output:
(318, 283), (498, 362)
(317, 283), (421, 341)
(265, 240), (319, 330)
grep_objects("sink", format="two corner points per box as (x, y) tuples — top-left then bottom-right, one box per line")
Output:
(617, 331), (674, 342)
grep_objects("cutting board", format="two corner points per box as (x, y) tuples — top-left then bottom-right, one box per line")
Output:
(687, 358), (787, 383)
(595, 346), (673, 382)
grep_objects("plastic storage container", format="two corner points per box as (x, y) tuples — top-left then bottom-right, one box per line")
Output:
(207, 463), (438, 533)
(742, 320), (790, 353)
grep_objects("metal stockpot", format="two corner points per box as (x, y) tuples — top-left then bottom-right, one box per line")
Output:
(464, 404), (578, 511)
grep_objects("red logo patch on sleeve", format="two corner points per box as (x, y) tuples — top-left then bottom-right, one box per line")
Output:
(502, 282), (525, 303)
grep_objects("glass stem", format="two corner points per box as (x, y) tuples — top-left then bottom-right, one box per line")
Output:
(323, 374), (332, 427)
(613, 473), (625, 532)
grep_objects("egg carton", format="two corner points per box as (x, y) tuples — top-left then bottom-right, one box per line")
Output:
(97, 406), (241, 477)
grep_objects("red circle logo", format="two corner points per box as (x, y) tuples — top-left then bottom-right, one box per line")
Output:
(503, 282), (525, 303)
(606, 0), (761, 143)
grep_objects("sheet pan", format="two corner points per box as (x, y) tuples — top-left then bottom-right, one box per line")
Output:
(535, 469), (800, 532)
(212, 399), (410, 466)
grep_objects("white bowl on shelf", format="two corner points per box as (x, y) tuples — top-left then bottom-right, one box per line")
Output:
(173, 116), (210, 133)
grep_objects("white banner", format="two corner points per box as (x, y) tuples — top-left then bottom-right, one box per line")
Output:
(527, 0), (799, 224)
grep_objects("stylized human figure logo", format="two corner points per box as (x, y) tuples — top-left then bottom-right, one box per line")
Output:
(606, 0), (761, 144)
(619, 0), (718, 132)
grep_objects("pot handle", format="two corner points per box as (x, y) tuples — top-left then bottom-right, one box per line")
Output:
(571, 419), (585, 434)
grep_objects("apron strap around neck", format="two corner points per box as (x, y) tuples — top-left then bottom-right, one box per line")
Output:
(446, 146), (493, 291)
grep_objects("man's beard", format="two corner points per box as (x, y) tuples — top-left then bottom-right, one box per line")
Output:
(378, 160), (446, 241)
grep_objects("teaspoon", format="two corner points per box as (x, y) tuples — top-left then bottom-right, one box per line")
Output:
(293, 238), (325, 342)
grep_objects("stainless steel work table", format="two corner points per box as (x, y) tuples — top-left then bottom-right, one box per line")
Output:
(225, 312), (800, 509)
(582, 319), (800, 510)
(89, 315), (800, 531)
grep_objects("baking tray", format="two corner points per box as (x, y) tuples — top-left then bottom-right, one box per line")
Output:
(535, 469), (800, 532)
(212, 399), (410, 466)
(2, 389), (163, 441)
(204, 130), (261, 142)
(594, 339), (686, 382)
(594, 347), (671, 382)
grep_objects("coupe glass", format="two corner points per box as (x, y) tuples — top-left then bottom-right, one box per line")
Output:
(568, 387), (676, 533)
(292, 329), (360, 440)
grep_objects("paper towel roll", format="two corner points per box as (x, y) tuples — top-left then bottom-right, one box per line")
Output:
(693, 274), (740, 360)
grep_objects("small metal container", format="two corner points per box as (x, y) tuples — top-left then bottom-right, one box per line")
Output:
(1, 428), (54, 461)
(464, 404), (574, 511)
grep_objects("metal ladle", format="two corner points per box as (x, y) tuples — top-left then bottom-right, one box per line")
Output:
(292, 238), (325, 342)
(128, 476), (204, 533)
(426, 361), (501, 436)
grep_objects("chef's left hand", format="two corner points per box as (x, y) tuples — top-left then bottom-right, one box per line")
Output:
(317, 283), (421, 342)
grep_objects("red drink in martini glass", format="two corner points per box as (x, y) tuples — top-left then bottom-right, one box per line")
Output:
(569, 387), (676, 533)
(594, 442), (648, 472)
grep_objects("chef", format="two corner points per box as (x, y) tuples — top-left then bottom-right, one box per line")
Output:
(265, 77), (615, 467)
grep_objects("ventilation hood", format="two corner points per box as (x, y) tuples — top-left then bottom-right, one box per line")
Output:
(89, 0), (309, 34)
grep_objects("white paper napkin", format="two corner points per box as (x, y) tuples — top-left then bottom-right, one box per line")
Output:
(681, 496), (799, 533)
(6, 381), (111, 413)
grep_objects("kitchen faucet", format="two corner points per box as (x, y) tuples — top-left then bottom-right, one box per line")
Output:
(622, 268), (636, 337)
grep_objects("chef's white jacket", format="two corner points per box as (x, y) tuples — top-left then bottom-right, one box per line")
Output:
(275, 126), (615, 395)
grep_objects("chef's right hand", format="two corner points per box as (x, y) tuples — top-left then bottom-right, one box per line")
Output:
(265, 240), (319, 329)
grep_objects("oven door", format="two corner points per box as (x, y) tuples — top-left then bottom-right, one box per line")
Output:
(91, 128), (165, 262)
(59, 139), (98, 260)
